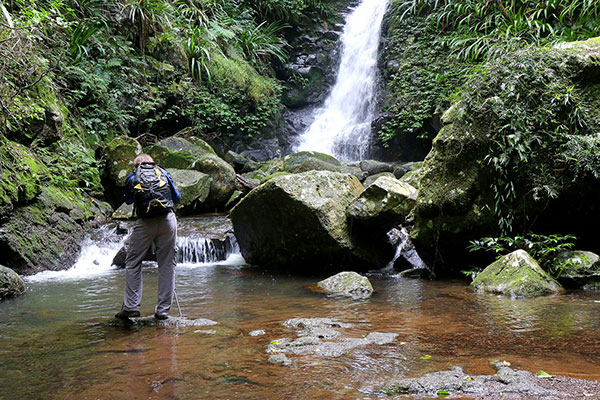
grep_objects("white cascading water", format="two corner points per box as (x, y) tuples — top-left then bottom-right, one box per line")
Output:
(297, 0), (390, 161)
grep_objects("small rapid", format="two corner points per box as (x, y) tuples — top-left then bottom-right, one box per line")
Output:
(297, 0), (390, 161)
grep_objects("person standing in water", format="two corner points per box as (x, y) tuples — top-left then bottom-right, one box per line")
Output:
(115, 154), (181, 320)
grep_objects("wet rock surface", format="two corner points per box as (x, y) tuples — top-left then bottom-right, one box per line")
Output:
(316, 271), (373, 299)
(385, 363), (600, 400)
(109, 316), (218, 328)
(267, 318), (397, 365)
(231, 171), (365, 271)
(0, 265), (26, 300)
(471, 250), (563, 297)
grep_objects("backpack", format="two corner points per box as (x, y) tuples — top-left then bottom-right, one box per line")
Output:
(132, 162), (174, 218)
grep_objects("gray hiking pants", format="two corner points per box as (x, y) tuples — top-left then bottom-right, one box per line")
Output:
(123, 211), (177, 314)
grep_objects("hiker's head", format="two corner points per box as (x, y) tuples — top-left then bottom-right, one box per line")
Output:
(134, 154), (154, 167)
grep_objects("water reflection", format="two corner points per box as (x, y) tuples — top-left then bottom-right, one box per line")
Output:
(2, 268), (600, 399)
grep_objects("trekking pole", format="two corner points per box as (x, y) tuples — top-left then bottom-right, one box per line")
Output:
(173, 288), (183, 318)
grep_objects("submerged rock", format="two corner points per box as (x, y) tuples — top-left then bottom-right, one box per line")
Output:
(267, 317), (397, 364)
(0, 265), (26, 300)
(385, 364), (600, 399)
(552, 250), (600, 289)
(231, 171), (365, 271)
(109, 316), (218, 328)
(316, 271), (373, 299)
(470, 250), (563, 297)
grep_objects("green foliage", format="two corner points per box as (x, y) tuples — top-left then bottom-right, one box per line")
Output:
(235, 20), (288, 67)
(460, 48), (600, 233)
(467, 233), (577, 276)
(396, 0), (600, 60)
(377, 15), (469, 143)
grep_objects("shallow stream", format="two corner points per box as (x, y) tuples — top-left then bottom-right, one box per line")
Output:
(1, 217), (600, 399)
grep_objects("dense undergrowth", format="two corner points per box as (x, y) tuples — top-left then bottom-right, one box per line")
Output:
(378, 0), (600, 146)
(0, 0), (344, 212)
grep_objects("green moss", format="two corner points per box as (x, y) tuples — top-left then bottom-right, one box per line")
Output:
(209, 53), (277, 106)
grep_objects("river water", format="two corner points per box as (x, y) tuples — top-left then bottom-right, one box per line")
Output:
(1, 217), (600, 399)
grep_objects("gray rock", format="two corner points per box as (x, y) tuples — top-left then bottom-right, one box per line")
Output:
(283, 151), (342, 174)
(552, 250), (600, 289)
(249, 329), (266, 337)
(348, 176), (417, 228)
(316, 271), (373, 299)
(111, 202), (134, 220)
(471, 250), (563, 297)
(385, 364), (600, 398)
(268, 353), (293, 366)
(363, 172), (396, 187)
(359, 159), (394, 175)
(145, 136), (236, 209)
(169, 168), (212, 211)
(230, 171), (365, 271)
(109, 316), (218, 328)
(267, 317), (397, 360)
(104, 135), (142, 190)
(0, 265), (26, 300)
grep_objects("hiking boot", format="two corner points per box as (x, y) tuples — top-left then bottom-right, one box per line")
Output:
(154, 312), (168, 320)
(115, 309), (140, 319)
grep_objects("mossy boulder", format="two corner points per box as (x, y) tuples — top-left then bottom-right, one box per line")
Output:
(470, 250), (563, 297)
(231, 171), (365, 271)
(316, 271), (373, 299)
(145, 136), (236, 209)
(552, 250), (600, 289)
(104, 136), (143, 188)
(169, 168), (212, 213)
(412, 41), (600, 272)
(348, 176), (416, 229)
(0, 265), (26, 300)
(363, 172), (396, 187)
(0, 138), (45, 217)
(0, 187), (110, 275)
(283, 151), (343, 174)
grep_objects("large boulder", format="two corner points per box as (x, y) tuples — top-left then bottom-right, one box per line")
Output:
(145, 136), (236, 209)
(347, 176), (416, 229)
(470, 250), (563, 297)
(283, 151), (343, 174)
(0, 187), (110, 275)
(169, 168), (212, 213)
(104, 136), (142, 189)
(552, 250), (600, 289)
(316, 271), (373, 299)
(231, 171), (365, 271)
(0, 265), (26, 300)
(412, 40), (600, 272)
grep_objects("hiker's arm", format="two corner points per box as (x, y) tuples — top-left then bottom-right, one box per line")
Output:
(164, 171), (181, 205)
(123, 173), (135, 205)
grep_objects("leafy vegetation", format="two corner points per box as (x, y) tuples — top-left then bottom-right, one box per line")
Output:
(460, 48), (600, 234)
(396, 0), (600, 61)
(0, 0), (339, 215)
(468, 233), (577, 276)
(378, 0), (600, 145)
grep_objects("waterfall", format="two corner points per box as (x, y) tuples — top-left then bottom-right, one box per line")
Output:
(177, 235), (240, 264)
(297, 0), (390, 161)
(27, 224), (127, 282)
(385, 227), (428, 272)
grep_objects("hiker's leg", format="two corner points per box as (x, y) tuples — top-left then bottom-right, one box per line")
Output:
(154, 212), (178, 315)
(123, 219), (155, 311)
